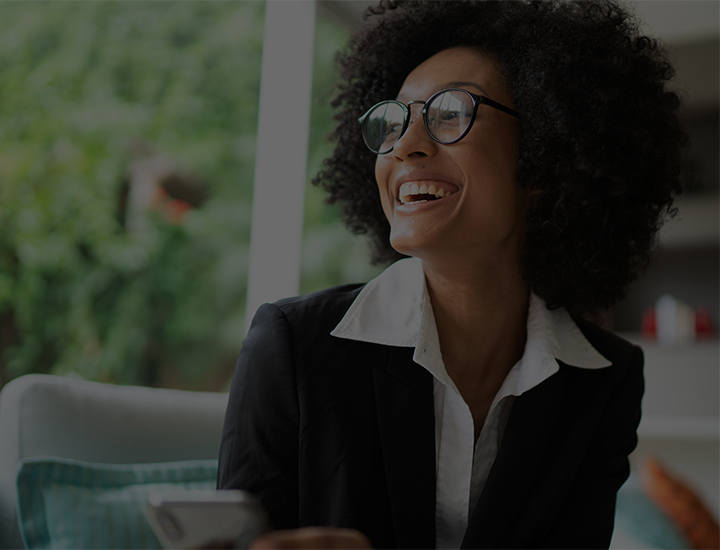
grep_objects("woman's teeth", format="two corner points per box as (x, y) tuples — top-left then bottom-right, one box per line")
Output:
(398, 182), (455, 204)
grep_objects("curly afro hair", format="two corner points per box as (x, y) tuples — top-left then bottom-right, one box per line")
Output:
(312, 0), (686, 317)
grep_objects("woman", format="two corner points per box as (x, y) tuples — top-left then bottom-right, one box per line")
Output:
(218, 1), (685, 548)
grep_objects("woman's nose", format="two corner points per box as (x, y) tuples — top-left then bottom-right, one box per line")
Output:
(392, 105), (437, 160)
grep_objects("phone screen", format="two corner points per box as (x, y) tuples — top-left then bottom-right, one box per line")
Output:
(146, 490), (269, 549)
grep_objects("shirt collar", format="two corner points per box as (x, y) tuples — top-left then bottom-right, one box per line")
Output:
(331, 257), (612, 385)
(331, 257), (425, 347)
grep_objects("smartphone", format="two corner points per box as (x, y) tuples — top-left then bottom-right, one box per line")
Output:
(145, 490), (270, 549)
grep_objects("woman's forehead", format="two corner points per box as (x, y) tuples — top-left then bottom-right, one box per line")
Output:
(395, 47), (504, 102)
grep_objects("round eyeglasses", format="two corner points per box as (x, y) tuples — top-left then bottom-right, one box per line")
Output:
(358, 88), (520, 155)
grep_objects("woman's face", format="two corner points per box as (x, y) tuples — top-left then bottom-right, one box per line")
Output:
(375, 47), (527, 268)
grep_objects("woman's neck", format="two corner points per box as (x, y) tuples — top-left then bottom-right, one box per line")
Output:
(422, 258), (529, 435)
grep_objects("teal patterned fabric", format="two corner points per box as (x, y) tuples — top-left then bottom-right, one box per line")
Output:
(16, 457), (218, 550)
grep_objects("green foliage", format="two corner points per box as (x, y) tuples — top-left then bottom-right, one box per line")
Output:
(0, 2), (264, 388)
(0, 2), (376, 390)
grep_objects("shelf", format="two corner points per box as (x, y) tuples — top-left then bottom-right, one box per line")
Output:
(617, 335), (718, 438)
(620, 333), (719, 362)
(638, 415), (719, 439)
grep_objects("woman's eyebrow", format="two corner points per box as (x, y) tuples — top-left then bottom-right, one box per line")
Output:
(396, 81), (488, 102)
(444, 81), (488, 94)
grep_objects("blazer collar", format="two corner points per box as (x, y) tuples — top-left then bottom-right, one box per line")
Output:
(462, 369), (569, 549)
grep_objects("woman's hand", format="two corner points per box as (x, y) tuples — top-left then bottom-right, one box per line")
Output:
(250, 527), (373, 549)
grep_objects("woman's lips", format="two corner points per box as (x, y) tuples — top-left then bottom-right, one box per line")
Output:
(397, 181), (459, 205)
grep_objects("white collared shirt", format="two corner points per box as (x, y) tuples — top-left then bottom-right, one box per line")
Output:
(331, 258), (612, 549)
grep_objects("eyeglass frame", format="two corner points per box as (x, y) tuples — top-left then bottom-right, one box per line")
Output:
(357, 87), (520, 155)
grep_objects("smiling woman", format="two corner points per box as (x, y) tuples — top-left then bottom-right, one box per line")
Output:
(218, 1), (686, 549)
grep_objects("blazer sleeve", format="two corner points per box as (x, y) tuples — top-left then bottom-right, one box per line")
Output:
(539, 344), (644, 549)
(217, 302), (300, 530)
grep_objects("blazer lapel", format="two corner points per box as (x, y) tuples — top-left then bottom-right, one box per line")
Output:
(462, 368), (568, 549)
(373, 346), (436, 549)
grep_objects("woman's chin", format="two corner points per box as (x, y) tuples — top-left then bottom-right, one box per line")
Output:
(389, 234), (443, 260)
(388, 233), (421, 257)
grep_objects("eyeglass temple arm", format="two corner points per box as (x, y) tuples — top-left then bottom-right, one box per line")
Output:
(479, 96), (520, 119)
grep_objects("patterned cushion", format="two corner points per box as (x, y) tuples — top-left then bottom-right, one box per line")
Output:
(640, 457), (720, 550)
(16, 457), (217, 549)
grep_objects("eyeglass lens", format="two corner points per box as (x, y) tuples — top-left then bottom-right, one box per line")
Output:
(363, 90), (474, 154)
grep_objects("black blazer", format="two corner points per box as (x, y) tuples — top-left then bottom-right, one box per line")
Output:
(218, 284), (644, 549)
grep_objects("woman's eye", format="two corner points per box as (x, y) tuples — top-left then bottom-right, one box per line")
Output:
(441, 110), (460, 121)
(385, 122), (402, 136)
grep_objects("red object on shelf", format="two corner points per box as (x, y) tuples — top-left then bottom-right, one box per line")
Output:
(641, 307), (657, 339)
(695, 308), (715, 338)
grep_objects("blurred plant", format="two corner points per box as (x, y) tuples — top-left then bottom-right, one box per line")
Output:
(0, 2), (372, 390)
(0, 2), (264, 389)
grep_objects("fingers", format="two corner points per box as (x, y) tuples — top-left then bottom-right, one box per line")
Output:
(250, 527), (373, 549)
